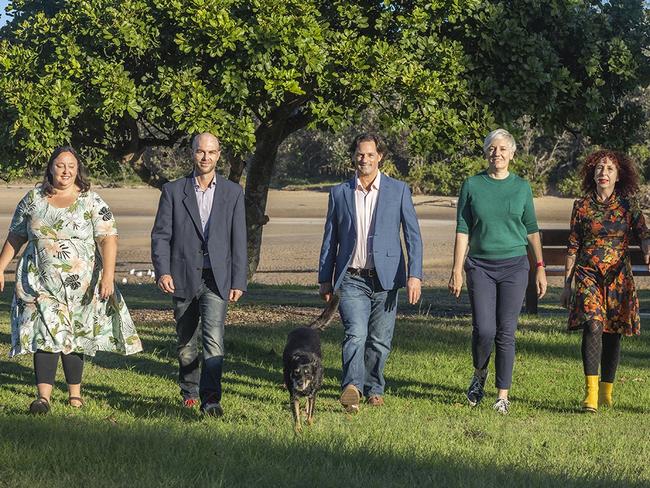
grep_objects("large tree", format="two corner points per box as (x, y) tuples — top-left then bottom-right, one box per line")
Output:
(0, 0), (648, 276)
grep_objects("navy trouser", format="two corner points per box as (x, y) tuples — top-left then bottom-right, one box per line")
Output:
(465, 255), (529, 389)
(173, 269), (227, 407)
(338, 272), (398, 397)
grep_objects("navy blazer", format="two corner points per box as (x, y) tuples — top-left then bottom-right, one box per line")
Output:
(151, 174), (247, 300)
(318, 174), (423, 291)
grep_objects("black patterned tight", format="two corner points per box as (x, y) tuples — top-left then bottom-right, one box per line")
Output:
(34, 350), (84, 385)
(581, 321), (621, 383)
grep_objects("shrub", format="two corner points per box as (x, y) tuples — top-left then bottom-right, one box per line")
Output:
(407, 155), (548, 196)
(407, 156), (485, 196)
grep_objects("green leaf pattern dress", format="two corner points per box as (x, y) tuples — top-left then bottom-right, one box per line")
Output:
(9, 187), (143, 357)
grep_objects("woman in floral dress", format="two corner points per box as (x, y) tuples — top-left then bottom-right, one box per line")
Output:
(0, 146), (142, 414)
(560, 150), (650, 412)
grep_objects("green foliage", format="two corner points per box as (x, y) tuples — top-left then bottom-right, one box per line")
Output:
(407, 156), (485, 196)
(509, 154), (549, 196)
(0, 0), (648, 190)
(556, 173), (584, 198)
(456, 0), (650, 150)
(406, 154), (548, 197)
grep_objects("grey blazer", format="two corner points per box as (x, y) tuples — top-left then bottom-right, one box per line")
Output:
(151, 174), (247, 300)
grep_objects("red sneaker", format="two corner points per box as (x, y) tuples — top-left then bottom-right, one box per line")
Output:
(183, 398), (199, 408)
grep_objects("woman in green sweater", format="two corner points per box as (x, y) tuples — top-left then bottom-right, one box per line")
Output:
(448, 128), (547, 414)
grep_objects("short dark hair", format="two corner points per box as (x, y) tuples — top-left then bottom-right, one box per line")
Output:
(41, 146), (91, 196)
(580, 149), (639, 197)
(348, 133), (387, 157)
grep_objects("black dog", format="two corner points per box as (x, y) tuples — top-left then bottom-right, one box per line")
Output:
(283, 295), (339, 432)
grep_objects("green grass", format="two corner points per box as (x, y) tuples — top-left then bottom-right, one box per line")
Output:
(1, 284), (650, 487)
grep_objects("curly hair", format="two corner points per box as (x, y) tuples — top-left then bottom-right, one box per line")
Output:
(580, 149), (639, 197)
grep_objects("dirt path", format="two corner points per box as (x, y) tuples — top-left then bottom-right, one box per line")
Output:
(1, 185), (575, 286)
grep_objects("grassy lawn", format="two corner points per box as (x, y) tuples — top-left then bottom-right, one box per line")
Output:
(1, 283), (649, 487)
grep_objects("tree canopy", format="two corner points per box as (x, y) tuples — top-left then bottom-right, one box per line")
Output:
(1, 0), (648, 275)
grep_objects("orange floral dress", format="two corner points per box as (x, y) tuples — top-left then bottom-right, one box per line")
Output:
(567, 193), (649, 335)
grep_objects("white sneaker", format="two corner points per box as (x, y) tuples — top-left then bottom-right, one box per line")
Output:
(493, 398), (510, 415)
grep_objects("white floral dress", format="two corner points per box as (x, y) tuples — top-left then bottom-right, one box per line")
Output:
(8, 187), (143, 357)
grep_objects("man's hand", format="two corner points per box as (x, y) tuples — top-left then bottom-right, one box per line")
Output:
(229, 289), (244, 302)
(406, 277), (421, 304)
(536, 267), (547, 299)
(157, 274), (175, 294)
(319, 282), (333, 302)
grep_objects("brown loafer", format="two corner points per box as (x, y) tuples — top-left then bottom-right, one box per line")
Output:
(367, 395), (384, 407)
(340, 384), (361, 413)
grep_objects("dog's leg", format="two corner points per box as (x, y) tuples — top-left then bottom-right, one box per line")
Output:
(292, 398), (302, 432)
(306, 395), (315, 426)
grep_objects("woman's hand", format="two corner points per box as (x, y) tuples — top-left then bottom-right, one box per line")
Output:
(0, 269), (5, 293)
(536, 267), (547, 298)
(560, 284), (572, 309)
(642, 238), (650, 272)
(448, 270), (463, 298)
(99, 274), (114, 300)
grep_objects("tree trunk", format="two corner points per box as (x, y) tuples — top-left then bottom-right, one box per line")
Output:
(244, 121), (285, 279)
(228, 157), (246, 184)
(244, 99), (312, 279)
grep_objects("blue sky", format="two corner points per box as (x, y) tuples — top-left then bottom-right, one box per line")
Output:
(0, 0), (9, 25)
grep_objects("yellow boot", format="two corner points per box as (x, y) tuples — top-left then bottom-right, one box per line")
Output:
(599, 381), (613, 408)
(582, 375), (599, 413)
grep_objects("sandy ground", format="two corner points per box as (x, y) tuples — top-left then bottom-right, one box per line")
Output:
(0, 184), (576, 287)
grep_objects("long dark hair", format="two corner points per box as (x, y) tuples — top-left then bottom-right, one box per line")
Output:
(580, 149), (639, 197)
(40, 146), (91, 196)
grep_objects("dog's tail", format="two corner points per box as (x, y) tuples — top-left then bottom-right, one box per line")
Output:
(309, 294), (340, 331)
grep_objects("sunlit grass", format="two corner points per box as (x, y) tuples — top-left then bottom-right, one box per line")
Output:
(1, 284), (649, 487)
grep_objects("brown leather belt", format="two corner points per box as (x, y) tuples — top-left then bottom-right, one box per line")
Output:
(347, 267), (376, 278)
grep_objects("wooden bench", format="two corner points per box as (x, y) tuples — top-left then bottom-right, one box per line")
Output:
(524, 229), (650, 314)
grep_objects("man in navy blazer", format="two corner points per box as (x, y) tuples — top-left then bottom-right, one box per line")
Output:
(319, 133), (423, 413)
(151, 132), (247, 416)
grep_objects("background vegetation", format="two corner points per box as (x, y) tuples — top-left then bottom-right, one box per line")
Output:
(1, 0), (649, 273)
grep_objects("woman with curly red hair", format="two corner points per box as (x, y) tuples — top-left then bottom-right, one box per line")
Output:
(560, 149), (650, 412)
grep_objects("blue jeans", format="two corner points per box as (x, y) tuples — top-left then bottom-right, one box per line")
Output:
(173, 269), (227, 407)
(338, 272), (398, 397)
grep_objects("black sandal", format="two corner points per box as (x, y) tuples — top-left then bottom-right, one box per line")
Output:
(68, 396), (84, 408)
(29, 397), (50, 415)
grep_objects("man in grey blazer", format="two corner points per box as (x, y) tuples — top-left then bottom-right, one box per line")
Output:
(151, 132), (247, 416)
(319, 133), (423, 413)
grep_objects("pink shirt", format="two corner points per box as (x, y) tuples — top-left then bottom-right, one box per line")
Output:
(350, 172), (381, 269)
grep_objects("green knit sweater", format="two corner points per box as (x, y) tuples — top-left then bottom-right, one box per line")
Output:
(456, 171), (539, 259)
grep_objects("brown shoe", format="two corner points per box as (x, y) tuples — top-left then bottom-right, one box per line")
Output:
(340, 384), (361, 413)
(367, 395), (384, 407)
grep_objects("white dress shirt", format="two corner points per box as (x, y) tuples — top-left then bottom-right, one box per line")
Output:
(350, 171), (381, 270)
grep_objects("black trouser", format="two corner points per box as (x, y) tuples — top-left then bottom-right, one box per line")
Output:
(34, 350), (84, 385)
(465, 255), (529, 389)
(581, 322), (621, 383)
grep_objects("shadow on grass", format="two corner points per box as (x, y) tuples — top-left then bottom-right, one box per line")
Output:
(0, 415), (646, 487)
